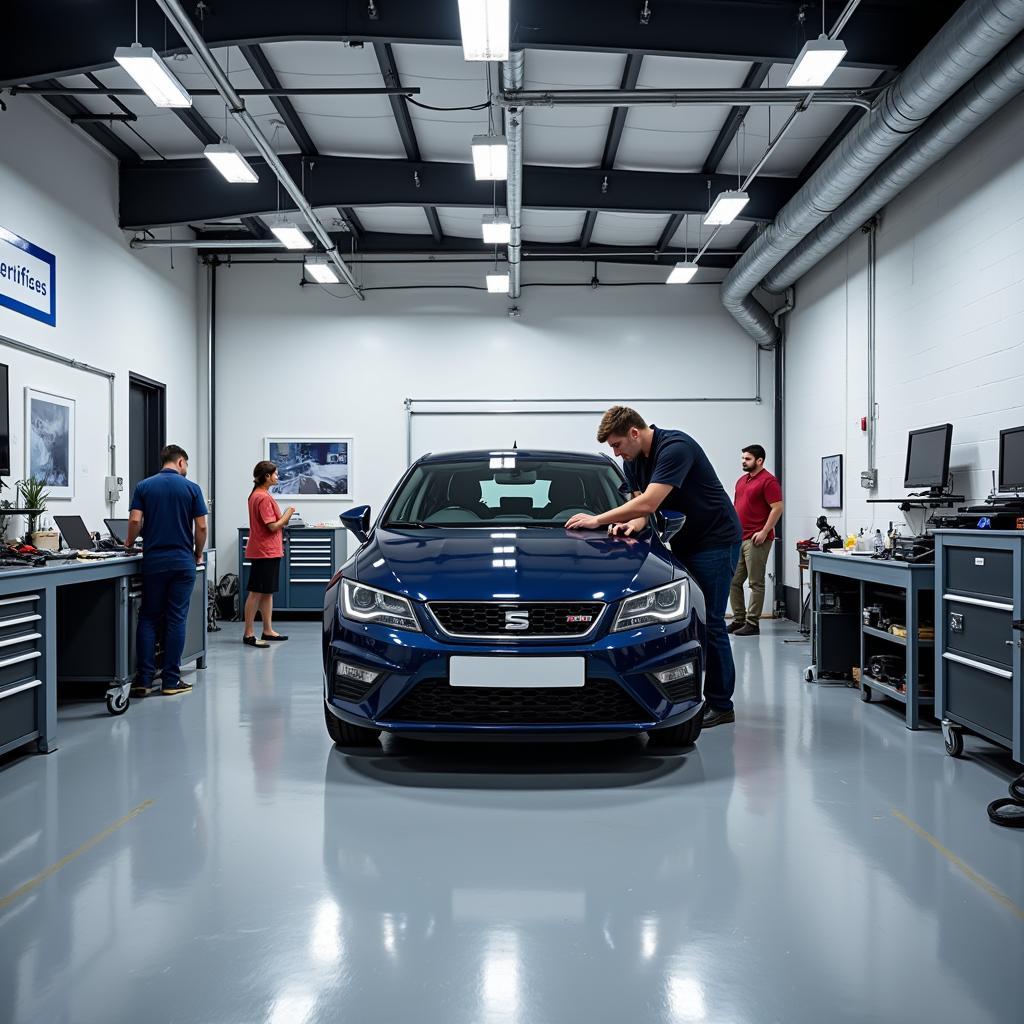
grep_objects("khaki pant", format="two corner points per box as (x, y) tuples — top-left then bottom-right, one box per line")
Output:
(729, 538), (773, 623)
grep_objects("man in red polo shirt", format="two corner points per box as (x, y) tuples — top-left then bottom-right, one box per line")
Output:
(729, 444), (783, 637)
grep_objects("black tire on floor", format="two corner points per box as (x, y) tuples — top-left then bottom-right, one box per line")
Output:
(944, 725), (964, 758)
(648, 712), (703, 748)
(324, 703), (381, 747)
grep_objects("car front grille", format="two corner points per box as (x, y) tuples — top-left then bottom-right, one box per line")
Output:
(383, 677), (649, 725)
(427, 601), (605, 639)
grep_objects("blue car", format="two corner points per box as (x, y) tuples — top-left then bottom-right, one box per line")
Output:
(323, 450), (706, 747)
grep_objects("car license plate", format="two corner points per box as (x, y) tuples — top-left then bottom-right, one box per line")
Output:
(449, 656), (585, 688)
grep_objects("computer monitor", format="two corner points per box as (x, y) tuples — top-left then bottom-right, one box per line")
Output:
(104, 518), (133, 545)
(53, 515), (97, 551)
(998, 425), (1024, 492)
(0, 363), (10, 477)
(903, 423), (953, 491)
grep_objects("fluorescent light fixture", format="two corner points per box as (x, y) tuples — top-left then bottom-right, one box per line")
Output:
(666, 261), (698, 284)
(486, 273), (510, 293)
(457, 0), (510, 61)
(482, 214), (511, 244)
(269, 221), (313, 250)
(203, 142), (259, 184)
(704, 189), (750, 226)
(113, 44), (192, 108)
(304, 257), (339, 284)
(786, 35), (848, 88)
(471, 134), (508, 181)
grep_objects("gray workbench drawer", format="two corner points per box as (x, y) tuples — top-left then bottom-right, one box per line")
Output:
(943, 655), (1012, 744)
(0, 679), (41, 750)
(944, 547), (1014, 600)
(943, 598), (1013, 670)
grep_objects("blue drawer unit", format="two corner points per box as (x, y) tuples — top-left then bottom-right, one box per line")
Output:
(238, 527), (346, 612)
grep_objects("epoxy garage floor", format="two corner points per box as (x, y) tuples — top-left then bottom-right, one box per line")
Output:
(1, 621), (1022, 1024)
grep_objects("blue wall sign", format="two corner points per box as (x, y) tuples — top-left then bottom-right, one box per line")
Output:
(0, 226), (56, 327)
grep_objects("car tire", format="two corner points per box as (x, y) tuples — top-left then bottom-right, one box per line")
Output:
(324, 702), (381, 747)
(648, 712), (703, 748)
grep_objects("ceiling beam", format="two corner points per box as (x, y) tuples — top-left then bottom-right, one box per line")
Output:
(120, 155), (797, 230)
(3, 1), (961, 86)
(656, 213), (685, 252)
(238, 43), (318, 157)
(37, 80), (139, 163)
(701, 61), (771, 175)
(580, 53), (643, 248)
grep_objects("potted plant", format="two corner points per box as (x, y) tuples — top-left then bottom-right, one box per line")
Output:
(17, 477), (53, 547)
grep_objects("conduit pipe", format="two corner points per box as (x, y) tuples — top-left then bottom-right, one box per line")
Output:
(720, 0), (1024, 346)
(153, 0), (363, 299)
(502, 52), (525, 300)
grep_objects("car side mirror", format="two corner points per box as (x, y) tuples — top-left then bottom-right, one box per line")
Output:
(340, 505), (371, 544)
(657, 510), (685, 544)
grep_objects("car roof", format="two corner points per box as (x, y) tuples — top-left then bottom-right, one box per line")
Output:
(417, 449), (614, 466)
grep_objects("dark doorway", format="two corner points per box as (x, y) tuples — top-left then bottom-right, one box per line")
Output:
(128, 373), (167, 494)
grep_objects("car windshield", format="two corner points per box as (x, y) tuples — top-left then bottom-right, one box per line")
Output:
(383, 457), (626, 528)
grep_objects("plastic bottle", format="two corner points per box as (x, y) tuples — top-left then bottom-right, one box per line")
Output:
(873, 529), (884, 556)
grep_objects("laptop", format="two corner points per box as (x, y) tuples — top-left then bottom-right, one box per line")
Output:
(104, 518), (135, 545)
(54, 515), (99, 551)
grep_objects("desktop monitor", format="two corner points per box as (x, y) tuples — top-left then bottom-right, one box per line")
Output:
(104, 518), (133, 544)
(0, 363), (9, 477)
(54, 515), (97, 551)
(998, 425), (1024, 492)
(903, 423), (953, 490)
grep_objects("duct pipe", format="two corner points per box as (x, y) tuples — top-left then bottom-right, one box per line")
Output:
(720, 0), (1024, 346)
(492, 88), (874, 108)
(764, 29), (1024, 292)
(132, 238), (283, 250)
(502, 52), (525, 299)
(154, 0), (363, 300)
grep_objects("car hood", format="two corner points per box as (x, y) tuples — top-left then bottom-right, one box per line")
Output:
(350, 527), (678, 603)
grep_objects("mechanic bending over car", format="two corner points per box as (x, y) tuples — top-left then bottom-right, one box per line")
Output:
(566, 406), (742, 728)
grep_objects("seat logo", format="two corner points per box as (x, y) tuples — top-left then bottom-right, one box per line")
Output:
(504, 610), (530, 630)
(566, 615), (593, 623)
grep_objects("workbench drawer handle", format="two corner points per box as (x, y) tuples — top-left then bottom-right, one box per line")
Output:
(289, 560), (332, 566)
(0, 678), (42, 701)
(0, 614), (43, 630)
(0, 650), (42, 670)
(942, 593), (1013, 612)
(0, 632), (42, 650)
(942, 652), (1013, 680)
(0, 594), (40, 607)
(289, 578), (331, 584)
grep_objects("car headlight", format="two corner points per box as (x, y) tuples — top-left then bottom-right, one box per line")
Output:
(612, 580), (688, 632)
(341, 579), (421, 632)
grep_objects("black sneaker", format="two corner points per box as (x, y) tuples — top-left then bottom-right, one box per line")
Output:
(261, 633), (289, 642)
(703, 707), (736, 728)
(243, 635), (270, 648)
(727, 621), (746, 634)
(734, 623), (760, 636)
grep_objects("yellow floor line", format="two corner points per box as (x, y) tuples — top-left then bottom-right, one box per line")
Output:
(0, 799), (155, 912)
(891, 808), (1024, 920)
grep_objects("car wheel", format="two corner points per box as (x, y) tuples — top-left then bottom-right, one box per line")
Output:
(324, 702), (381, 747)
(648, 712), (703, 748)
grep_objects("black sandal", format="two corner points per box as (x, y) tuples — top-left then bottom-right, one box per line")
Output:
(261, 633), (289, 642)
(243, 635), (269, 648)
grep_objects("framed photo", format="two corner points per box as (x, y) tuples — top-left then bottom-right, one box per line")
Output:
(25, 388), (75, 498)
(263, 437), (353, 500)
(821, 453), (843, 509)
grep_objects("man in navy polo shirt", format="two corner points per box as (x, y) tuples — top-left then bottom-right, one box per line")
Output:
(125, 444), (208, 696)
(567, 406), (742, 727)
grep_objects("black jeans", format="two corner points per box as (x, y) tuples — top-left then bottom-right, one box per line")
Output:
(138, 567), (196, 689)
(673, 542), (742, 712)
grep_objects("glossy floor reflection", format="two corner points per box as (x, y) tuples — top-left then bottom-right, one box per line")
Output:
(1, 620), (1022, 1023)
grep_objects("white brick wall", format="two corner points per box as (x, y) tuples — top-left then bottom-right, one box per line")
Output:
(782, 91), (1024, 595)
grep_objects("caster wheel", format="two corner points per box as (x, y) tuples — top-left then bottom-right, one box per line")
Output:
(804, 668), (814, 683)
(106, 692), (130, 716)
(944, 726), (964, 758)
(860, 685), (871, 702)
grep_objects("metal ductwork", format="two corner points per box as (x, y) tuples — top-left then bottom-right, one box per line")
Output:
(154, 0), (363, 299)
(720, 0), (1024, 345)
(764, 30), (1024, 292)
(502, 52), (525, 299)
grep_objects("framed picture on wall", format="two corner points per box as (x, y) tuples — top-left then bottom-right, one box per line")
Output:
(264, 437), (353, 500)
(821, 453), (843, 509)
(25, 388), (75, 499)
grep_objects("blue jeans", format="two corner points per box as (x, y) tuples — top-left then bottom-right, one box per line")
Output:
(138, 567), (196, 690)
(674, 542), (742, 712)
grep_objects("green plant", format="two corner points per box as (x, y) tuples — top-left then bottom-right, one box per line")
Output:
(17, 477), (50, 538)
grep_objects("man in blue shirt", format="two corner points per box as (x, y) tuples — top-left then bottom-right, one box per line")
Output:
(567, 407), (742, 727)
(125, 445), (208, 696)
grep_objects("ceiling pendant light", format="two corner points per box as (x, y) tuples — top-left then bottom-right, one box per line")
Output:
(204, 142), (259, 183)
(267, 218), (313, 250)
(786, 34), (847, 88)
(113, 43), (192, 108)
(457, 0), (510, 61)
(471, 134), (508, 181)
(486, 272), (510, 294)
(666, 261), (698, 284)
(482, 214), (511, 244)
(704, 189), (749, 226)
(304, 256), (339, 284)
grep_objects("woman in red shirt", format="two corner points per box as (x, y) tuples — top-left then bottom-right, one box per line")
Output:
(243, 461), (295, 647)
